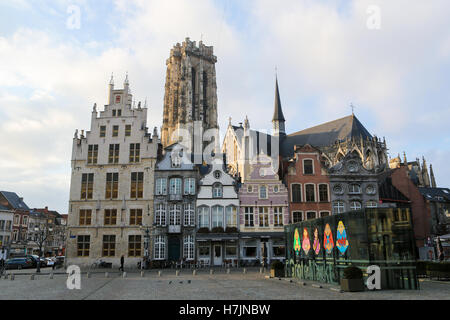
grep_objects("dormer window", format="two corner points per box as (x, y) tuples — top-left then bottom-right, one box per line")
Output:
(259, 185), (267, 199)
(303, 159), (314, 175)
(213, 183), (223, 198)
(214, 170), (221, 179)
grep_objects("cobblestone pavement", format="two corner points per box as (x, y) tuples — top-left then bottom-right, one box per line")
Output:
(0, 268), (449, 300)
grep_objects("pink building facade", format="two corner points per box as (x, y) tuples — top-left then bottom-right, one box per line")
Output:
(238, 157), (289, 266)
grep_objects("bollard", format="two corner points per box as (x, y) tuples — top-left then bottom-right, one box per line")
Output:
(30, 274), (35, 280)
(210, 269), (214, 275)
(227, 268), (230, 274)
(49, 273), (54, 279)
(176, 270), (180, 276)
(141, 271), (145, 278)
(105, 272), (109, 278)
(158, 270), (162, 277)
(122, 272), (127, 278)
(10, 274), (14, 281)
(193, 270), (197, 276)
(243, 268), (247, 274)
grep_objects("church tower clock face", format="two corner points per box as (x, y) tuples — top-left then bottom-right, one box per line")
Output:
(115, 95), (121, 104)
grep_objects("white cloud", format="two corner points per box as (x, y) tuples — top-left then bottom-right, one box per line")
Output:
(0, 0), (449, 212)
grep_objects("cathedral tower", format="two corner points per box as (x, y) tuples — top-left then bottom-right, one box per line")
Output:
(161, 38), (218, 148)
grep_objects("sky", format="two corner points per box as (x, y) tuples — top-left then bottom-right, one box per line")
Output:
(0, 0), (449, 213)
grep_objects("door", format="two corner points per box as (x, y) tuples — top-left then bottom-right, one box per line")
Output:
(213, 244), (222, 266)
(168, 236), (180, 262)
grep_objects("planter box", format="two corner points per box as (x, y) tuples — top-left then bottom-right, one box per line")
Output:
(270, 269), (284, 278)
(340, 278), (365, 292)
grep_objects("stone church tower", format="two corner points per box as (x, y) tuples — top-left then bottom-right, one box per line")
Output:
(161, 38), (218, 149)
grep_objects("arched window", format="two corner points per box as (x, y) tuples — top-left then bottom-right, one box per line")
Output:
(183, 235), (194, 260)
(291, 184), (301, 202)
(332, 201), (345, 214)
(212, 183), (223, 198)
(318, 184), (329, 202)
(154, 235), (165, 260)
(305, 184), (315, 202)
(350, 201), (362, 211)
(225, 206), (237, 227)
(212, 206), (224, 228)
(197, 206), (210, 228)
(366, 201), (377, 208)
(292, 211), (303, 223)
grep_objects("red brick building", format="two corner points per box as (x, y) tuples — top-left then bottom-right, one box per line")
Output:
(390, 166), (431, 248)
(284, 144), (331, 223)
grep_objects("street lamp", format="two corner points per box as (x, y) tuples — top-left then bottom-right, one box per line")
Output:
(34, 225), (53, 273)
(140, 225), (151, 269)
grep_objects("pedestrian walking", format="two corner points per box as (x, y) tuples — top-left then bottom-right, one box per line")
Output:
(119, 255), (124, 272)
(0, 258), (4, 275)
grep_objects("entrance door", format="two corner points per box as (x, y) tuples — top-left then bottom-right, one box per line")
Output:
(213, 244), (222, 266)
(168, 237), (180, 262)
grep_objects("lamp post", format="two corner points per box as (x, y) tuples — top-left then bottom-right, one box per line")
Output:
(34, 225), (53, 273)
(140, 225), (151, 269)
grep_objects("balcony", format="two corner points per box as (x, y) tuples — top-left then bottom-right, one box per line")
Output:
(168, 225), (181, 233)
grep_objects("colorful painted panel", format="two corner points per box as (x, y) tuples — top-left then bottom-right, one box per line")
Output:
(313, 228), (320, 255)
(324, 223), (334, 254)
(302, 228), (311, 255)
(293, 228), (301, 256)
(336, 221), (349, 255)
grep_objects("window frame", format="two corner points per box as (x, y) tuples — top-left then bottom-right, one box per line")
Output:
(303, 158), (314, 175)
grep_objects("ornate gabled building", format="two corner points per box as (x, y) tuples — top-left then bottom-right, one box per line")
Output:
(196, 156), (240, 267)
(67, 75), (160, 268)
(152, 143), (200, 264)
(161, 38), (219, 149)
(238, 155), (289, 265)
(327, 152), (380, 214)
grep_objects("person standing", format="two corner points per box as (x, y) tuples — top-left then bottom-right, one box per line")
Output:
(119, 255), (124, 272)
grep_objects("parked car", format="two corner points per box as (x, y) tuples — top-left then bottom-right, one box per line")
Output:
(5, 257), (34, 270)
(45, 258), (55, 267)
(28, 255), (46, 267)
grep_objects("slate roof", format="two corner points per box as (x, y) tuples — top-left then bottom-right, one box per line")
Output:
(229, 115), (374, 159)
(418, 187), (450, 202)
(281, 115), (372, 157)
(0, 191), (30, 210)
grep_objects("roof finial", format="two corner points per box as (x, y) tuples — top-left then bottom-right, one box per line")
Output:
(350, 102), (355, 115)
(109, 72), (114, 85)
(124, 71), (129, 85)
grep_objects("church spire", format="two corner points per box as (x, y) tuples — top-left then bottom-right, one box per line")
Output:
(272, 76), (286, 136)
(430, 164), (437, 188)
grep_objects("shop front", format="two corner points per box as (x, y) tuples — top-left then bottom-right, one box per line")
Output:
(196, 234), (239, 267)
